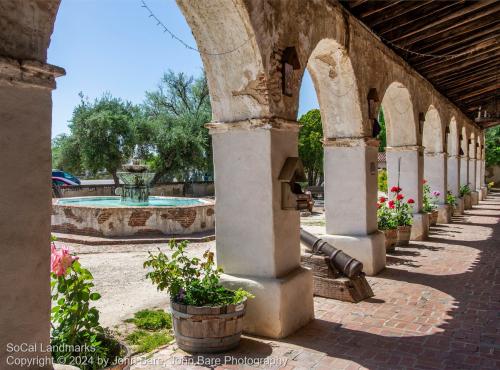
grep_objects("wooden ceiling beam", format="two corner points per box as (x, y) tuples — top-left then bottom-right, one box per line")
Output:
(434, 63), (499, 85)
(376, 1), (465, 37)
(413, 21), (500, 55)
(447, 78), (499, 98)
(369, 1), (434, 27)
(389, 1), (497, 44)
(441, 73), (499, 91)
(358, 1), (403, 18)
(423, 47), (500, 77)
(412, 39), (498, 70)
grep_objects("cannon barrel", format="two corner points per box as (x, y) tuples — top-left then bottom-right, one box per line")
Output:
(300, 228), (363, 278)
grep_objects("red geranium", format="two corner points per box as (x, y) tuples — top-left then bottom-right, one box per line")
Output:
(390, 186), (401, 193)
(379, 196), (387, 203)
(407, 198), (415, 204)
(388, 200), (395, 209)
(396, 193), (404, 200)
(423, 179), (427, 184)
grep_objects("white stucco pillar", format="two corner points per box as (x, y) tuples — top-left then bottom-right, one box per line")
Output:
(447, 154), (464, 214)
(0, 59), (64, 369)
(321, 137), (385, 276)
(460, 155), (472, 209)
(476, 159), (483, 200)
(469, 157), (478, 205)
(208, 119), (313, 339)
(424, 152), (450, 223)
(386, 146), (428, 240)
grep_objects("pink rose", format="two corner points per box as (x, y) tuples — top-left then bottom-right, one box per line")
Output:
(51, 244), (78, 276)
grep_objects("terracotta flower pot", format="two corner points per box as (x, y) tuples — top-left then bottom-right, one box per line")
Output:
(383, 228), (398, 252)
(171, 298), (247, 353)
(430, 210), (438, 226)
(396, 225), (411, 246)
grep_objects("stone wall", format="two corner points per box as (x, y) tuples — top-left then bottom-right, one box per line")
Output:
(57, 182), (215, 198)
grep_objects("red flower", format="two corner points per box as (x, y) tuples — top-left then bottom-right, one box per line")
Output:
(390, 186), (401, 193)
(377, 203), (382, 209)
(407, 198), (415, 204)
(423, 179), (427, 184)
(396, 193), (404, 200)
(388, 200), (395, 209)
(379, 196), (387, 203)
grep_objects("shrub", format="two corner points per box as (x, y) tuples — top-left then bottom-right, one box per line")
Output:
(128, 309), (172, 330)
(460, 184), (471, 197)
(378, 169), (388, 193)
(144, 241), (253, 306)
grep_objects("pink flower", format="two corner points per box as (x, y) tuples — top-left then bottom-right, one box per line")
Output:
(51, 244), (78, 276)
(388, 200), (395, 209)
(407, 198), (415, 204)
(432, 191), (441, 197)
(396, 193), (404, 201)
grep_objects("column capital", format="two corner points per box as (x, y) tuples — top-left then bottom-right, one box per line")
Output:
(322, 136), (379, 148)
(206, 117), (299, 134)
(424, 151), (446, 157)
(0, 56), (65, 90)
(386, 145), (423, 152)
(448, 154), (461, 159)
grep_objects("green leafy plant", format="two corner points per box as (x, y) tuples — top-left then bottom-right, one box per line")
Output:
(377, 196), (397, 230)
(460, 184), (471, 197)
(378, 169), (388, 193)
(446, 191), (457, 207)
(487, 181), (494, 190)
(422, 180), (439, 213)
(144, 241), (253, 306)
(126, 329), (173, 353)
(388, 186), (414, 226)
(50, 245), (122, 370)
(126, 309), (172, 330)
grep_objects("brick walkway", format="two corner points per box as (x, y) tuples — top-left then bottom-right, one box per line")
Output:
(132, 190), (500, 370)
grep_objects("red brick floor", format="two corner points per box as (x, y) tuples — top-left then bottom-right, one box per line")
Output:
(132, 190), (500, 370)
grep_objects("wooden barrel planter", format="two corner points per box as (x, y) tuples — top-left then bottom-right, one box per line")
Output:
(171, 298), (247, 353)
(396, 225), (411, 246)
(383, 229), (397, 252)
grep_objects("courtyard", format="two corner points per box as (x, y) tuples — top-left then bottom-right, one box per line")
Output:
(53, 191), (500, 369)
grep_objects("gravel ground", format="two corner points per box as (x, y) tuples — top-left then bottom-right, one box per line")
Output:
(54, 240), (215, 328)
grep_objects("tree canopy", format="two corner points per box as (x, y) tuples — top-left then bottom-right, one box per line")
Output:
(298, 109), (323, 186)
(485, 126), (500, 167)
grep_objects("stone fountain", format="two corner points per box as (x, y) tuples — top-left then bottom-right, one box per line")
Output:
(116, 158), (155, 205)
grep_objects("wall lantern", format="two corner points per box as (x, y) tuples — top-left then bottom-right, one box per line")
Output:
(459, 134), (463, 141)
(468, 139), (472, 145)
(445, 126), (450, 134)
(281, 47), (301, 97)
(459, 148), (464, 156)
(476, 142), (480, 147)
(418, 112), (425, 134)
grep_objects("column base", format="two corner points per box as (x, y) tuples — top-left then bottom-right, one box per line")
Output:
(320, 231), (386, 276)
(471, 191), (479, 205)
(221, 266), (314, 339)
(454, 198), (465, 215)
(481, 186), (488, 199)
(437, 204), (451, 224)
(464, 194), (472, 209)
(411, 213), (429, 241)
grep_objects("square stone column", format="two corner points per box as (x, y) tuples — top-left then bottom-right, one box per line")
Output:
(208, 119), (313, 339)
(321, 137), (385, 276)
(448, 154), (463, 215)
(424, 152), (450, 223)
(386, 146), (429, 240)
(469, 158), (478, 205)
(0, 60), (64, 369)
(476, 159), (484, 200)
(460, 155), (469, 187)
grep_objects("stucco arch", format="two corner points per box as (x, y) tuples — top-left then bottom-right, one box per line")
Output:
(422, 105), (444, 153)
(176, 0), (267, 122)
(447, 117), (459, 156)
(381, 82), (418, 147)
(305, 39), (363, 138)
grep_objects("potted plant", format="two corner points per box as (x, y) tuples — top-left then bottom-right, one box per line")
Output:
(144, 241), (253, 353)
(377, 196), (397, 252)
(446, 191), (457, 216)
(388, 186), (414, 246)
(423, 181), (439, 226)
(460, 184), (472, 209)
(51, 243), (130, 370)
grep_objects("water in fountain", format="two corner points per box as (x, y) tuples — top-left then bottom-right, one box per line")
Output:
(117, 158), (155, 205)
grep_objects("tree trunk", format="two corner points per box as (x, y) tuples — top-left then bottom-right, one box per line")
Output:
(150, 170), (166, 186)
(111, 171), (120, 186)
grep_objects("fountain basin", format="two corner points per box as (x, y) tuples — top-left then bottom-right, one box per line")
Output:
(52, 196), (215, 237)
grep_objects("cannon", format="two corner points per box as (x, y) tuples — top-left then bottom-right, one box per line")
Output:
(300, 228), (374, 302)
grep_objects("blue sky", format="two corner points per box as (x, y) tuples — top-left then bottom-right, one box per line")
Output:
(48, 0), (318, 138)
